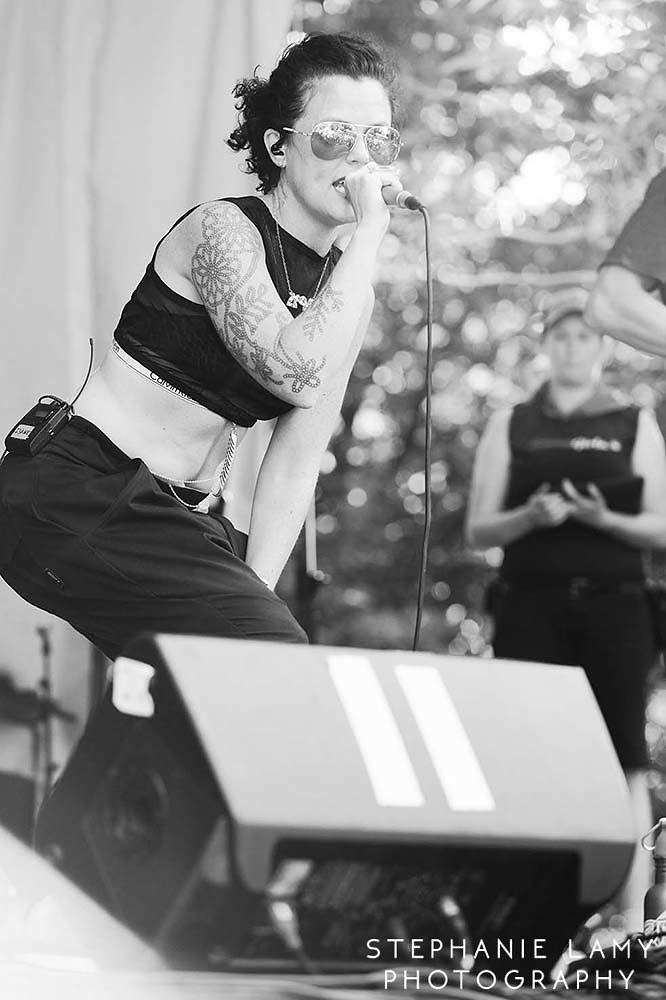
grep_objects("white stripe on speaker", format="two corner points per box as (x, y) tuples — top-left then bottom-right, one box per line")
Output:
(328, 655), (424, 808)
(395, 664), (496, 812)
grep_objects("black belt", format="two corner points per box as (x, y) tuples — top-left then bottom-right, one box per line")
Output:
(502, 576), (645, 599)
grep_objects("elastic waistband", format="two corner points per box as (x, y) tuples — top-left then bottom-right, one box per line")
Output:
(112, 339), (198, 405)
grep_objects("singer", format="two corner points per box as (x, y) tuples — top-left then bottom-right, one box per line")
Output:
(0, 32), (402, 660)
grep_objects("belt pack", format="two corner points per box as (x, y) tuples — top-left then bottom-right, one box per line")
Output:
(3, 340), (93, 458)
(4, 395), (71, 457)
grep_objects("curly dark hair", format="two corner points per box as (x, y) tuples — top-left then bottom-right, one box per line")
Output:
(227, 32), (400, 194)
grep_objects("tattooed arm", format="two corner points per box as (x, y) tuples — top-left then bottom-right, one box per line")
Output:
(180, 194), (386, 407)
(244, 292), (374, 588)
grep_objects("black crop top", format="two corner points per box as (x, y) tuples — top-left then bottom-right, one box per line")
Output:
(113, 196), (342, 426)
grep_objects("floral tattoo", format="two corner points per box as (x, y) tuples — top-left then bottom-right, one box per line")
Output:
(191, 203), (344, 395)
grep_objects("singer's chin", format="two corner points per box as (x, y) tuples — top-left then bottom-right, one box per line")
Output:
(330, 194), (354, 223)
(331, 187), (351, 210)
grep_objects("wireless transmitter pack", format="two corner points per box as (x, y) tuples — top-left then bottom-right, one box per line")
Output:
(5, 396), (73, 457)
(3, 340), (95, 458)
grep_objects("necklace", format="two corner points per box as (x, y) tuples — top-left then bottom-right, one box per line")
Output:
(156, 424), (238, 514)
(274, 217), (330, 311)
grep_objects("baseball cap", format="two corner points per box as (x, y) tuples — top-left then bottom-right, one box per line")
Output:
(540, 287), (590, 334)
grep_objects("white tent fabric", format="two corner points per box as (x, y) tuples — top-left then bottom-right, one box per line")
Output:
(0, 0), (293, 778)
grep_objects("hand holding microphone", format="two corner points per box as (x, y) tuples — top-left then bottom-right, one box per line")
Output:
(372, 165), (423, 211)
(380, 180), (423, 212)
(345, 164), (422, 229)
(387, 189), (422, 211)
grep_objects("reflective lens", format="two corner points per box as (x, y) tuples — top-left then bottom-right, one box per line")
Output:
(310, 122), (401, 165)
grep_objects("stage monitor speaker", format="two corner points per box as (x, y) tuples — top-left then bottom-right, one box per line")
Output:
(35, 634), (634, 975)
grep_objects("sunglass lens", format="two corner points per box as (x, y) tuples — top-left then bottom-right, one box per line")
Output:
(311, 122), (356, 160)
(366, 127), (401, 165)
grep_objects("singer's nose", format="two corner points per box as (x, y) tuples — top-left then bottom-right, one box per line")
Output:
(346, 132), (372, 165)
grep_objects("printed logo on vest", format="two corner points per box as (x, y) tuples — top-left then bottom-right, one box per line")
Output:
(570, 436), (621, 452)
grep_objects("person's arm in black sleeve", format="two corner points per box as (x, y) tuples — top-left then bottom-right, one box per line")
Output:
(585, 170), (666, 356)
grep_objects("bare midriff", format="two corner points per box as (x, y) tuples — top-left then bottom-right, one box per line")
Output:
(74, 348), (246, 483)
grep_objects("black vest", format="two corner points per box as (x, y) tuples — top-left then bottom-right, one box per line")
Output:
(502, 384), (644, 582)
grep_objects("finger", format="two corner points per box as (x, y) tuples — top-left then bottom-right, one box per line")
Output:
(354, 164), (399, 183)
(567, 503), (590, 519)
(533, 482), (551, 496)
(552, 492), (574, 511)
(362, 164), (402, 185)
(380, 177), (404, 201)
(587, 483), (604, 502)
(561, 478), (584, 502)
(543, 502), (566, 522)
(369, 163), (400, 179)
(554, 506), (574, 524)
(345, 164), (378, 185)
(550, 500), (572, 519)
(366, 162), (401, 176)
(343, 168), (394, 215)
(346, 165), (402, 202)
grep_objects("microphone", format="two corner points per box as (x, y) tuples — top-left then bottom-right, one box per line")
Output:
(342, 175), (423, 211)
(384, 187), (423, 212)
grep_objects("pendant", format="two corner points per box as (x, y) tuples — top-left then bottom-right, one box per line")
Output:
(287, 291), (312, 310)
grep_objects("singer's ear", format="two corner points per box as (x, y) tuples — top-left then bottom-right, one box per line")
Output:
(264, 128), (286, 167)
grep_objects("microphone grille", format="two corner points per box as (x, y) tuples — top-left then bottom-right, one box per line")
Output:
(396, 191), (422, 211)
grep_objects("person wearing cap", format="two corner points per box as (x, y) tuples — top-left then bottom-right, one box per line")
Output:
(585, 169), (666, 354)
(465, 288), (666, 931)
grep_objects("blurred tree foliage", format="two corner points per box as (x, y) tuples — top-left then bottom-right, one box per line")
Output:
(282, 0), (666, 796)
(288, 0), (666, 644)
(285, 0), (666, 798)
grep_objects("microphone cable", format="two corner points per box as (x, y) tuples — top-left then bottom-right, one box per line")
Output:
(411, 204), (433, 652)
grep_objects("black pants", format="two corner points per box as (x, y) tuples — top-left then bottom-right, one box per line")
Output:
(0, 416), (308, 659)
(493, 578), (655, 770)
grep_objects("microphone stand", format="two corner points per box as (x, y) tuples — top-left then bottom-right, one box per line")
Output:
(35, 625), (57, 801)
(295, 500), (327, 642)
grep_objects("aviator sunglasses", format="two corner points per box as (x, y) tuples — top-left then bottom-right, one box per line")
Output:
(281, 120), (402, 166)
